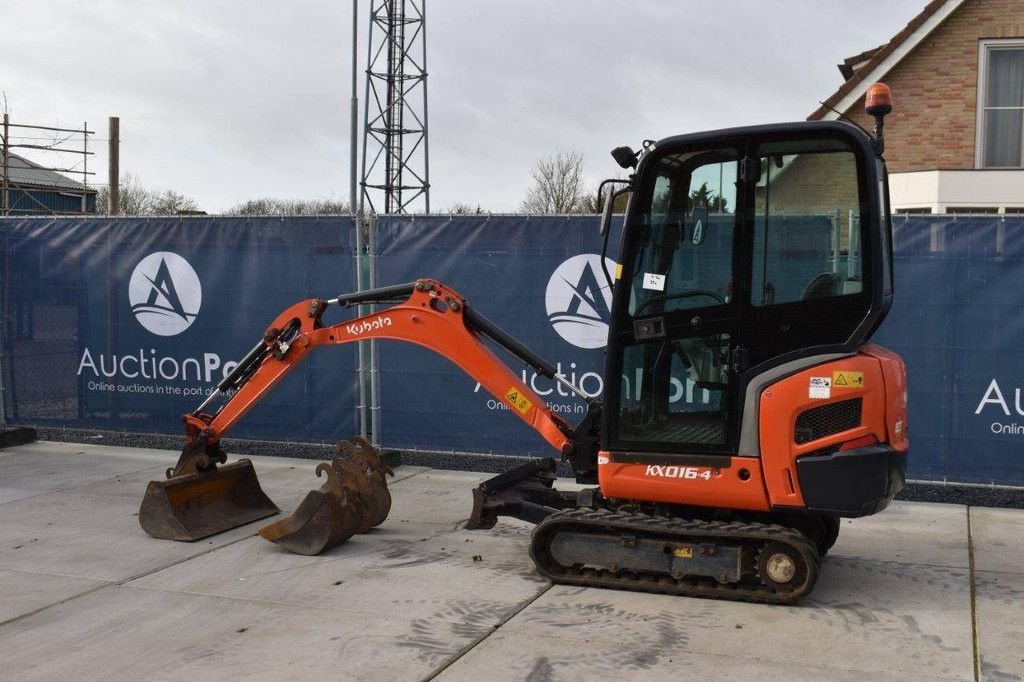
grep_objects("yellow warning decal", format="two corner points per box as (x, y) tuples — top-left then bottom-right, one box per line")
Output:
(505, 387), (533, 415)
(832, 371), (864, 388)
(673, 547), (694, 559)
(614, 263), (623, 280)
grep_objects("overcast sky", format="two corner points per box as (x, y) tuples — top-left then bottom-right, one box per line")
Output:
(1, 1), (927, 213)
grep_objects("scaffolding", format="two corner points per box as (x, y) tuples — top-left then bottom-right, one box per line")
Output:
(0, 115), (95, 216)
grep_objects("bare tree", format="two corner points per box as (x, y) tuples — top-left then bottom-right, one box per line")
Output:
(445, 201), (485, 215)
(520, 150), (588, 214)
(95, 173), (153, 215)
(226, 197), (349, 216)
(150, 190), (199, 215)
(94, 173), (201, 215)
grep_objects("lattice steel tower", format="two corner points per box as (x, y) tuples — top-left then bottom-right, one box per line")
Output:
(359, 0), (430, 215)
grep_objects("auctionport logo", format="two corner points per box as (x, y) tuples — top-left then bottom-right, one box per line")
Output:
(128, 252), (202, 336)
(545, 254), (617, 350)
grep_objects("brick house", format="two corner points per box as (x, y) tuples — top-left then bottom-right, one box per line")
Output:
(810, 0), (1024, 214)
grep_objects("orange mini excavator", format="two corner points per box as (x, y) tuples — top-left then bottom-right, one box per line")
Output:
(140, 85), (907, 604)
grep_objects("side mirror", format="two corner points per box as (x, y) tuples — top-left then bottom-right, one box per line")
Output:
(690, 205), (708, 245)
(597, 179), (631, 236)
(600, 185), (616, 236)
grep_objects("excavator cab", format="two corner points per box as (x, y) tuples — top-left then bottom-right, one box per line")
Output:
(606, 122), (892, 458)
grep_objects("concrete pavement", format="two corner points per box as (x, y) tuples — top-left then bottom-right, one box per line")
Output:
(0, 441), (1020, 681)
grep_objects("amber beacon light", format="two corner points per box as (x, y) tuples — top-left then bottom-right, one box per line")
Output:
(865, 82), (893, 116)
(865, 82), (893, 154)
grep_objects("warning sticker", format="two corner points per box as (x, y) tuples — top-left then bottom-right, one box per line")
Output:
(505, 387), (533, 415)
(832, 370), (865, 388)
(614, 263), (623, 280)
(642, 272), (666, 291)
(673, 546), (694, 559)
(809, 376), (831, 400)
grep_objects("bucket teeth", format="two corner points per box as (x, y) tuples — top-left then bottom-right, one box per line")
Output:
(337, 438), (394, 533)
(258, 439), (395, 555)
(139, 438), (279, 542)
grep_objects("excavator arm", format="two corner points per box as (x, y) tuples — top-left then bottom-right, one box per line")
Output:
(140, 279), (602, 545)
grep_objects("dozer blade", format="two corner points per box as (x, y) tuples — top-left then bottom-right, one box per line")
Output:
(467, 457), (586, 529)
(258, 461), (363, 555)
(139, 438), (279, 542)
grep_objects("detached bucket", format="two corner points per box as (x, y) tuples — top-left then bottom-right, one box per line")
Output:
(139, 458), (280, 541)
(258, 439), (395, 556)
(259, 461), (363, 555)
(339, 437), (395, 533)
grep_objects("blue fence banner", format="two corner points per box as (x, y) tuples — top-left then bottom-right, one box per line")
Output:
(0, 216), (358, 442)
(875, 215), (1024, 485)
(3, 213), (1024, 486)
(372, 214), (623, 456)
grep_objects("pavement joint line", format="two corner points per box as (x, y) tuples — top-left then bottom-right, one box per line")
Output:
(0, 531), (261, 632)
(0, 565), (115, 584)
(967, 506), (980, 682)
(0, 582), (110, 629)
(124, 583), (303, 609)
(422, 583), (554, 682)
(975, 566), (1024, 577)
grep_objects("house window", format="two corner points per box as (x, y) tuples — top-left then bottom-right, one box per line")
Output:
(979, 41), (1024, 168)
(946, 206), (999, 214)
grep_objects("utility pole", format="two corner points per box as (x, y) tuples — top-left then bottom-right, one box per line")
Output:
(350, 1), (359, 216)
(108, 117), (120, 215)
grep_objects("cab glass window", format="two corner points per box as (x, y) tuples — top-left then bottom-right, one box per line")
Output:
(628, 150), (738, 317)
(750, 139), (863, 307)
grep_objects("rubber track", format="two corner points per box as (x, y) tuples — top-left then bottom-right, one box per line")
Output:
(529, 508), (820, 605)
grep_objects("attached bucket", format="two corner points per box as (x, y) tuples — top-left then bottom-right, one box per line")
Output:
(139, 457), (280, 542)
(258, 461), (363, 555)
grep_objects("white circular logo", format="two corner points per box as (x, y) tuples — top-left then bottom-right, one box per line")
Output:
(128, 252), (202, 336)
(545, 254), (617, 349)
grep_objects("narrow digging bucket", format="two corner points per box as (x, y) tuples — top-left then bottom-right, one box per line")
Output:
(139, 459), (280, 542)
(258, 461), (363, 555)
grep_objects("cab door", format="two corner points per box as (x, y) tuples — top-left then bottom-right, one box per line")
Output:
(606, 147), (743, 455)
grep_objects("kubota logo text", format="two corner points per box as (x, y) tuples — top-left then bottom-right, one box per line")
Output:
(345, 316), (393, 335)
(545, 254), (617, 349)
(128, 252), (202, 336)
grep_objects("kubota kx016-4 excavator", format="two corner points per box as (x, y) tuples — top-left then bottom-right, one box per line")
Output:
(140, 84), (907, 604)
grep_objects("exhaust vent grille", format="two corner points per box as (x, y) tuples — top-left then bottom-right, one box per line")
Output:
(794, 398), (863, 445)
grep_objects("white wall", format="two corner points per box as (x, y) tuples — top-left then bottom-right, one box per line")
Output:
(889, 170), (1024, 213)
